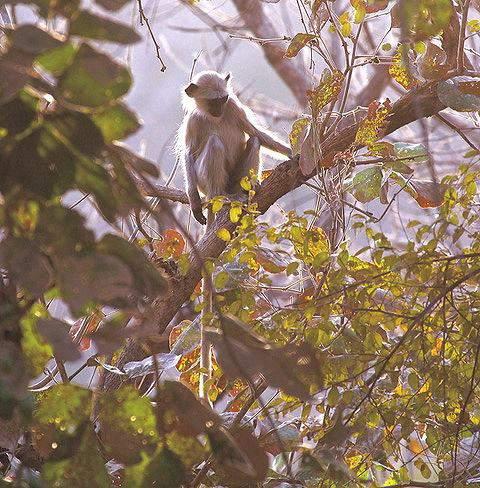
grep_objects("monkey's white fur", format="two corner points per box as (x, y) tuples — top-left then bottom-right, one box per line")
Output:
(176, 70), (291, 225)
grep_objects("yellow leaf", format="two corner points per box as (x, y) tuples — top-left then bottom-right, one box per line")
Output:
(211, 197), (224, 213)
(240, 176), (251, 191)
(339, 11), (352, 37)
(389, 45), (419, 89)
(355, 99), (392, 147)
(216, 228), (231, 241)
(307, 69), (344, 117)
(285, 33), (317, 58)
(468, 19), (480, 33)
(229, 204), (242, 223)
(350, 0), (366, 22)
(289, 117), (310, 156)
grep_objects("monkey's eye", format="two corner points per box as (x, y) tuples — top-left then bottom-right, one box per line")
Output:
(218, 95), (228, 104)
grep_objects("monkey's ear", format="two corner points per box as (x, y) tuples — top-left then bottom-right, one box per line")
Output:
(224, 72), (231, 82)
(185, 83), (199, 97)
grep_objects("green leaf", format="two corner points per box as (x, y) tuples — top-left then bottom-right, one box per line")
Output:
(355, 100), (391, 147)
(392, 142), (429, 164)
(0, 129), (76, 198)
(92, 103), (140, 142)
(351, 0), (366, 23)
(217, 228), (231, 241)
(21, 303), (53, 376)
(36, 318), (80, 362)
(70, 10), (141, 45)
(286, 261), (299, 275)
(0, 111), (104, 198)
(468, 19), (480, 33)
(285, 33), (316, 58)
(44, 111), (104, 157)
(55, 253), (134, 315)
(97, 385), (157, 465)
(389, 44), (418, 90)
(207, 314), (323, 400)
(42, 428), (110, 487)
(0, 0), (80, 17)
(6, 24), (63, 55)
(34, 384), (90, 431)
(0, 93), (36, 136)
(142, 447), (186, 487)
(0, 48), (34, 104)
(397, 0), (453, 41)
(57, 43), (132, 107)
(437, 76), (480, 113)
(0, 237), (52, 297)
(214, 270), (230, 289)
(350, 166), (383, 203)
(339, 10), (352, 37)
(97, 233), (167, 297)
(35, 204), (95, 256)
(73, 159), (119, 221)
(208, 426), (268, 484)
(36, 43), (77, 75)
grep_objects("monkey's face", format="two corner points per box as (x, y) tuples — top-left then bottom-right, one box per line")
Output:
(205, 95), (229, 117)
(185, 74), (230, 118)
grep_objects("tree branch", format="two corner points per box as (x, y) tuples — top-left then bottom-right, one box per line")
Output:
(134, 177), (189, 204)
(230, 0), (310, 106)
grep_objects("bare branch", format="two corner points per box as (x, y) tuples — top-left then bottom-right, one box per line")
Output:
(134, 177), (189, 204)
(137, 0), (167, 71)
(457, 0), (472, 72)
(231, 0), (310, 106)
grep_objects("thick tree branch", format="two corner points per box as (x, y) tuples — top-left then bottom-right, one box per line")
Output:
(103, 79), (450, 391)
(134, 177), (189, 204)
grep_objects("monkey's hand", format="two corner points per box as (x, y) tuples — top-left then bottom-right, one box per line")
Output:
(193, 206), (207, 225)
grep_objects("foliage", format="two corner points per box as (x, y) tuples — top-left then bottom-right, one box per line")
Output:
(1, 0), (480, 487)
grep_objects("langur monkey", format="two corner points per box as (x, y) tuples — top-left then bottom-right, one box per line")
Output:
(177, 70), (292, 226)
(176, 70), (291, 399)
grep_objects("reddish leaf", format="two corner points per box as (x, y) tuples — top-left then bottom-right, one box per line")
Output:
(153, 229), (186, 259)
(410, 179), (446, 208)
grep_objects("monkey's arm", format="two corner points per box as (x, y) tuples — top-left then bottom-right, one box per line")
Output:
(237, 104), (292, 158)
(185, 151), (207, 225)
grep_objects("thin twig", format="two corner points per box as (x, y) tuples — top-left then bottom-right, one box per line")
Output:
(54, 357), (69, 383)
(456, 0), (471, 72)
(436, 113), (479, 152)
(189, 50), (203, 81)
(137, 0), (167, 71)
(228, 33), (290, 45)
